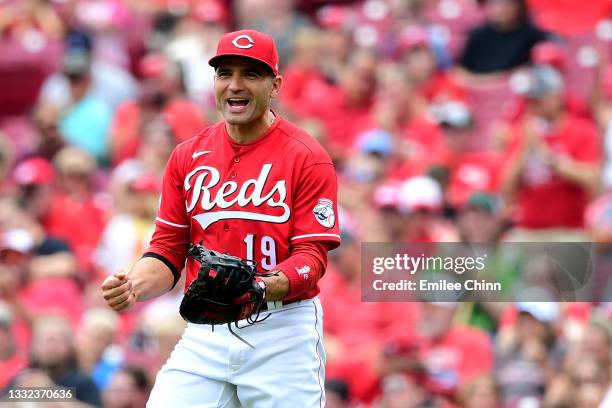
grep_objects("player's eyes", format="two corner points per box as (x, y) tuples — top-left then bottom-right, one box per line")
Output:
(216, 71), (231, 78)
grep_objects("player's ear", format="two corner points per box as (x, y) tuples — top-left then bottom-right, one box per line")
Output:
(270, 75), (282, 99)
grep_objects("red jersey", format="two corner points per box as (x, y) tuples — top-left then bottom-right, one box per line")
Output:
(149, 115), (341, 299)
(504, 115), (601, 228)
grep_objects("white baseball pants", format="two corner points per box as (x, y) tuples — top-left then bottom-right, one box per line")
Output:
(147, 297), (326, 408)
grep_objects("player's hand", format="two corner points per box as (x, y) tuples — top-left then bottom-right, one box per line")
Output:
(101, 271), (137, 312)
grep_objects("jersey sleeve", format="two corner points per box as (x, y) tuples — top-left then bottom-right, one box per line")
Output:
(155, 148), (190, 231)
(144, 147), (190, 288)
(291, 162), (341, 249)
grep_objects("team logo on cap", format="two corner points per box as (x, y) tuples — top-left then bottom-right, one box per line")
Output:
(232, 34), (254, 49)
(313, 198), (335, 228)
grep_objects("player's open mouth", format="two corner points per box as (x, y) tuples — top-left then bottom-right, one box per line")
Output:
(227, 98), (250, 113)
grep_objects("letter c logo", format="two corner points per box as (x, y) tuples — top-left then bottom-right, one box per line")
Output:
(232, 35), (254, 49)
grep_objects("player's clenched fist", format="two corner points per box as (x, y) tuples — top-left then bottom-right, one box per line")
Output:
(101, 272), (137, 312)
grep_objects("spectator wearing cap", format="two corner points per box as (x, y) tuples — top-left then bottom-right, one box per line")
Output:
(502, 42), (592, 128)
(0, 198), (83, 328)
(496, 295), (559, 407)
(12, 157), (56, 222)
(458, 0), (548, 76)
(54, 47), (113, 163)
(433, 101), (502, 209)
(109, 52), (206, 166)
(501, 65), (601, 240)
(395, 176), (457, 242)
(44, 147), (108, 275)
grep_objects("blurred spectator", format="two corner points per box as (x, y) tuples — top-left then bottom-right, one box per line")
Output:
(433, 101), (502, 207)
(457, 375), (502, 408)
(44, 147), (108, 274)
(0, 135), (14, 195)
(109, 52), (205, 166)
(55, 48), (113, 163)
(103, 366), (151, 408)
(456, 192), (503, 244)
(459, 0), (548, 74)
(399, 27), (466, 107)
(0, 302), (26, 391)
(415, 301), (493, 400)
(280, 27), (330, 119)
(501, 66), (601, 239)
(164, 3), (227, 108)
(28, 315), (101, 406)
(375, 372), (434, 408)
(325, 378), (351, 408)
(40, 30), (138, 111)
(0, 0), (64, 42)
(243, 0), (311, 67)
(594, 66), (612, 191)
(12, 157), (56, 222)
(496, 301), (558, 406)
(96, 173), (159, 276)
(395, 177), (457, 242)
(29, 102), (66, 161)
(76, 308), (123, 391)
(311, 48), (378, 156)
(506, 42), (592, 121)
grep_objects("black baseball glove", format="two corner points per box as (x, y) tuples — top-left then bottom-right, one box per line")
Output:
(179, 244), (269, 328)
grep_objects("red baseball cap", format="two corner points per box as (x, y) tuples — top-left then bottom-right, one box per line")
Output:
(209, 29), (279, 76)
(12, 157), (55, 186)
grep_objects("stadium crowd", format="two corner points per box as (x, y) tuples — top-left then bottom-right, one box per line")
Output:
(0, 0), (612, 406)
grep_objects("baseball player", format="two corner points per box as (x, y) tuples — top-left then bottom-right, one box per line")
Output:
(101, 29), (341, 407)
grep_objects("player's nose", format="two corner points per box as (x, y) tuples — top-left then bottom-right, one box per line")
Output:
(228, 74), (245, 92)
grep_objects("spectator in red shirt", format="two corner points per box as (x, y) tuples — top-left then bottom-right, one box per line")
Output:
(502, 66), (601, 238)
(398, 27), (467, 108)
(279, 27), (331, 119)
(432, 101), (502, 208)
(109, 53), (206, 166)
(45, 147), (108, 274)
(416, 301), (494, 400)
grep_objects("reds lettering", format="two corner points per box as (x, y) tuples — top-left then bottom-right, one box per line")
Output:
(184, 164), (290, 229)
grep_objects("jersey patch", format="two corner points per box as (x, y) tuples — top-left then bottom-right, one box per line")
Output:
(312, 198), (335, 228)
